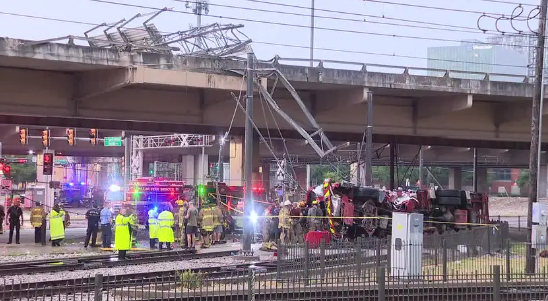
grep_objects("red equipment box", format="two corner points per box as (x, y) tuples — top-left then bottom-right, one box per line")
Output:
(305, 231), (331, 248)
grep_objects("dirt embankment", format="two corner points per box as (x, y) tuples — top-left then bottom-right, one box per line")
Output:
(489, 197), (548, 217)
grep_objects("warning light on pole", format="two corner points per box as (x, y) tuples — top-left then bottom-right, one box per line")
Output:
(198, 185), (206, 197)
(19, 128), (28, 145)
(41, 129), (50, 148)
(89, 129), (98, 145)
(66, 128), (76, 146)
(43, 153), (54, 175)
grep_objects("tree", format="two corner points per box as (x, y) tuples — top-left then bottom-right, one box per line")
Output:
(517, 169), (529, 188)
(10, 162), (37, 184)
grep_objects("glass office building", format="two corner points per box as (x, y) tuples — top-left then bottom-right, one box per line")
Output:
(427, 40), (528, 80)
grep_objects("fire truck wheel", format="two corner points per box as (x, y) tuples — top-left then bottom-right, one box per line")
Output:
(436, 189), (462, 198)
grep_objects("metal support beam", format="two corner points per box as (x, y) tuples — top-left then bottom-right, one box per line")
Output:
(473, 147), (478, 192)
(242, 52), (254, 253)
(389, 143), (396, 190)
(365, 91), (373, 187)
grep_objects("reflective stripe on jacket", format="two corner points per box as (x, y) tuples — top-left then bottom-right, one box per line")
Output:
(200, 208), (215, 232)
(30, 207), (45, 227)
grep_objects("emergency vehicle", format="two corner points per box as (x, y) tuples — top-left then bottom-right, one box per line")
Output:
(108, 178), (193, 224)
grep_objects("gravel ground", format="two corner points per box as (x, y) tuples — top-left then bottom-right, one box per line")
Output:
(2, 255), (273, 285)
(489, 196), (548, 217)
(0, 249), (106, 262)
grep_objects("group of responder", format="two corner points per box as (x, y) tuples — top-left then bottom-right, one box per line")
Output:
(146, 199), (225, 250)
(0, 199), (71, 246)
(262, 199), (326, 247)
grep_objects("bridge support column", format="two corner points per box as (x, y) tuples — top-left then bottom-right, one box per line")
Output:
(448, 168), (462, 190)
(181, 155), (195, 185)
(477, 168), (488, 194)
(228, 136), (260, 187)
(293, 166), (308, 197)
(260, 163), (271, 192)
(350, 162), (365, 186)
(195, 153), (209, 185)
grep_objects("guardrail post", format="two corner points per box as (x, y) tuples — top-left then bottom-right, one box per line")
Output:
(41, 217), (46, 246)
(247, 268), (255, 301)
(505, 241), (511, 281)
(320, 239), (326, 278)
(387, 235), (391, 272)
(377, 267), (385, 301)
(442, 240), (448, 282)
(355, 239), (362, 277)
(276, 239), (281, 279)
(94, 273), (103, 301)
(304, 241), (310, 285)
(493, 265), (501, 301)
(376, 238), (382, 267)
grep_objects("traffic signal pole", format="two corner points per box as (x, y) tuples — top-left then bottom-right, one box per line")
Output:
(242, 52), (254, 253)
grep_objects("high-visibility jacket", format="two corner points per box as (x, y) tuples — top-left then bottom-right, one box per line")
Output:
(148, 209), (159, 239)
(115, 214), (136, 251)
(200, 208), (215, 232)
(157, 210), (175, 243)
(30, 207), (45, 228)
(49, 209), (66, 241)
(278, 207), (291, 229)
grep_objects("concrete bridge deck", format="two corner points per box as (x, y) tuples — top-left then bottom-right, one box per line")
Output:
(0, 37), (544, 150)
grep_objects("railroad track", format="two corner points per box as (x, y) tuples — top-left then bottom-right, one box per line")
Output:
(0, 249), (238, 276)
(0, 260), (276, 300)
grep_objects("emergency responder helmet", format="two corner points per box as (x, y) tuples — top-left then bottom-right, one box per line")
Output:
(283, 200), (291, 206)
(312, 200), (319, 205)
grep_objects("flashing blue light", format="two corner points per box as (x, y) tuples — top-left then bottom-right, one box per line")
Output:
(80, 181), (85, 185)
(68, 182), (74, 186)
(109, 184), (121, 192)
(153, 206), (158, 212)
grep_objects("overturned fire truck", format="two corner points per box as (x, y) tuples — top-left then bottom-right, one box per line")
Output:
(306, 179), (490, 239)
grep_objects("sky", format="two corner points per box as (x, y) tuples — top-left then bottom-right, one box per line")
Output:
(0, 0), (542, 74)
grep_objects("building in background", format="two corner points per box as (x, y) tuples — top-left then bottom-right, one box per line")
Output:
(427, 35), (529, 80)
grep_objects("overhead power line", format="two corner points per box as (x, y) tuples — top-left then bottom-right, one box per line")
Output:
(0, 11), (531, 70)
(173, 0), (513, 36)
(84, 0), (539, 48)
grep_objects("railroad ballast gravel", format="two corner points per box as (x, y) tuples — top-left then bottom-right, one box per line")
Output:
(2, 255), (270, 285)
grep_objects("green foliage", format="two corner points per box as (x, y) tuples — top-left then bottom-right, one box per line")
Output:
(310, 164), (351, 186)
(8, 157), (36, 184)
(516, 169), (529, 188)
(179, 270), (204, 290)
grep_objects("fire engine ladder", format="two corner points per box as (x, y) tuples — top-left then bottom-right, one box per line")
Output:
(253, 68), (338, 158)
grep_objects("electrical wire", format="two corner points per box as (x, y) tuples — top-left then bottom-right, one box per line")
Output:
(0, 11), (532, 71)
(363, 0), (536, 17)
(228, 0), (485, 31)
(173, 0), (511, 36)
(84, 0), (538, 48)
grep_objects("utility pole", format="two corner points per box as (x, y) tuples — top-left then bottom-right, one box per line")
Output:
(242, 52), (255, 253)
(356, 143), (361, 186)
(365, 91), (373, 186)
(310, 0), (315, 67)
(526, 0), (548, 273)
(186, 0), (209, 46)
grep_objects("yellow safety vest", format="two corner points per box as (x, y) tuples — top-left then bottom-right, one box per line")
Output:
(114, 214), (135, 251)
(201, 208), (215, 232)
(157, 211), (175, 243)
(148, 210), (159, 239)
(49, 210), (66, 240)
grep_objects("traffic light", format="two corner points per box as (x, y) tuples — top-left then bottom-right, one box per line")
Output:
(19, 128), (28, 145)
(89, 129), (98, 145)
(66, 128), (75, 146)
(3, 165), (11, 178)
(41, 129), (50, 148)
(197, 184), (205, 197)
(43, 153), (54, 175)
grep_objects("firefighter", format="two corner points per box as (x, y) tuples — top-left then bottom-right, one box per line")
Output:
(114, 208), (136, 260)
(147, 206), (159, 249)
(49, 204), (65, 247)
(178, 202), (188, 247)
(278, 200), (292, 244)
(84, 203), (101, 248)
(212, 204), (224, 244)
(199, 205), (215, 248)
(30, 202), (46, 244)
(308, 200), (323, 232)
(290, 202), (304, 243)
(158, 205), (175, 250)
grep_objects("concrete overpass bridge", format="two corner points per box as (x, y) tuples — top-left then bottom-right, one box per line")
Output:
(0, 37), (544, 152)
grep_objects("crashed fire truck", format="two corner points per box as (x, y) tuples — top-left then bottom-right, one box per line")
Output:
(306, 179), (489, 239)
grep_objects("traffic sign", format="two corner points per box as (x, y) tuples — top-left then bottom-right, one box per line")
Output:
(104, 137), (123, 147)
